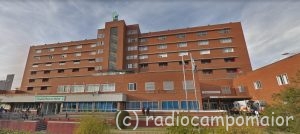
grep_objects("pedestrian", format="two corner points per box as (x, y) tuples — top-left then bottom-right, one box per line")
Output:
(146, 107), (150, 116)
(142, 107), (145, 115)
(255, 110), (259, 118)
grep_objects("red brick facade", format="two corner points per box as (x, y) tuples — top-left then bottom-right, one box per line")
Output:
(233, 54), (300, 104)
(18, 18), (252, 110)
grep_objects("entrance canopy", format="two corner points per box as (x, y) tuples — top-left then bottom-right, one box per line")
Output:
(0, 93), (126, 103)
(202, 95), (251, 101)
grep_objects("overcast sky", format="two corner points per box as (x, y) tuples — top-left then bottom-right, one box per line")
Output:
(0, 0), (300, 89)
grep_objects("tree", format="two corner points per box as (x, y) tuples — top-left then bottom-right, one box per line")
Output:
(75, 115), (110, 134)
(264, 71), (300, 133)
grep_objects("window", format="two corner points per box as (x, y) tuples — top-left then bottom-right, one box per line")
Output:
(62, 102), (77, 112)
(45, 63), (52, 66)
(179, 61), (189, 65)
(128, 83), (137, 91)
(128, 38), (138, 43)
(78, 102), (93, 112)
(140, 38), (147, 43)
(31, 71), (37, 75)
(128, 46), (138, 51)
(158, 36), (166, 40)
(44, 70), (50, 74)
(178, 52), (188, 56)
(218, 28), (230, 34)
(88, 67), (95, 71)
(140, 63), (148, 68)
(139, 55), (148, 59)
(224, 58), (235, 62)
(73, 60), (80, 64)
(49, 48), (55, 52)
(97, 41), (104, 46)
(159, 62), (168, 67)
(181, 101), (199, 110)
(202, 69), (213, 75)
(62, 46), (68, 50)
(223, 48), (234, 53)
(182, 80), (194, 90)
(98, 49), (103, 54)
(127, 63), (137, 69)
(34, 56), (40, 60)
(101, 83), (115, 92)
(177, 42), (187, 47)
(29, 79), (35, 83)
(42, 78), (49, 82)
(72, 68), (79, 72)
(59, 61), (66, 65)
(238, 86), (246, 92)
(95, 58), (103, 62)
(88, 59), (95, 63)
(162, 101), (179, 110)
(86, 84), (100, 92)
(253, 81), (262, 89)
(197, 31), (207, 36)
(61, 54), (67, 58)
(48, 55), (53, 59)
(127, 30), (138, 35)
(276, 74), (289, 85)
(58, 69), (64, 73)
(227, 68), (237, 73)
(126, 101), (141, 110)
(157, 44), (167, 49)
(27, 87), (34, 91)
(198, 40), (209, 45)
(57, 85), (70, 93)
(98, 33), (104, 38)
(90, 51), (96, 55)
(200, 50), (210, 55)
(35, 49), (42, 53)
(139, 46), (148, 51)
(221, 86), (231, 94)
(127, 64), (133, 69)
(177, 34), (186, 38)
(201, 59), (211, 64)
(32, 64), (39, 68)
(76, 45), (82, 49)
(90, 44), (97, 48)
(142, 101), (159, 110)
(71, 85), (85, 93)
(126, 55), (138, 60)
(163, 81), (174, 90)
(145, 82), (155, 91)
(220, 38), (232, 43)
(158, 53), (168, 58)
(95, 66), (102, 71)
(75, 53), (81, 57)
(41, 86), (48, 90)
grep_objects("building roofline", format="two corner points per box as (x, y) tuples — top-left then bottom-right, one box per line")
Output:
(253, 53), (300, 72)
(140, 21), (241, 37)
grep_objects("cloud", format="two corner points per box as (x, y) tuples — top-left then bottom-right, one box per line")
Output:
(0, 0), (299, 89)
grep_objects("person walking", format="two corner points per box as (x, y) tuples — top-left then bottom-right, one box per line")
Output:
(142, 107), (145, 115)
(146, 107), (150, 116)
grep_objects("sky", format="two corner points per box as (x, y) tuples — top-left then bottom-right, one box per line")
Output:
(0, 0), (300, 89)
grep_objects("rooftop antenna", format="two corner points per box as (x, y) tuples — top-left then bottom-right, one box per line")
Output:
(112, 11), (119, 21)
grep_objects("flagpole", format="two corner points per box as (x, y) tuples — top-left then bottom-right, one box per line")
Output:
(190, 53), (199, 111)
(181, 56), (188, 112)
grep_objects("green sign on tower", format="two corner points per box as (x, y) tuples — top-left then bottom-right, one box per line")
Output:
(112, 11), (118, 21)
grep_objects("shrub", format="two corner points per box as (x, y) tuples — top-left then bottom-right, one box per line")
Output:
(263, 71), (300, 133)
(0, 129), (30, 134)
(75, 115), (110, 134)
(166, 113), (198, 134)
(114, 110), (130, 129)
